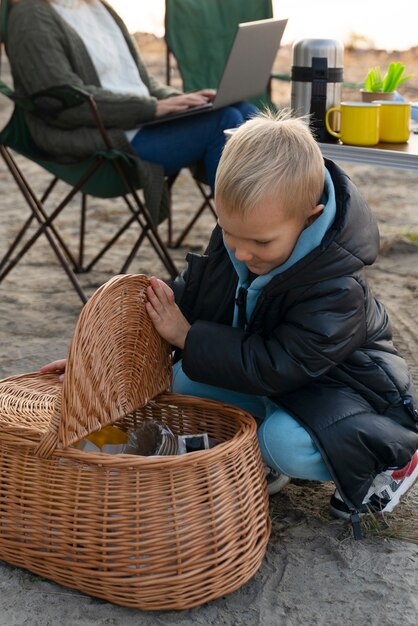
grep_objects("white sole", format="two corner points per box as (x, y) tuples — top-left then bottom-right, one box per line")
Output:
(267, 474), (291, 496)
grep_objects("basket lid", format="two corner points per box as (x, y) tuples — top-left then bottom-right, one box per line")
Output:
(37, 275), (171, 455)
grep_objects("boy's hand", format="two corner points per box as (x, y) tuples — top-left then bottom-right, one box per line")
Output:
(39, 358), (67, 382)
(146, 277), (190, 349)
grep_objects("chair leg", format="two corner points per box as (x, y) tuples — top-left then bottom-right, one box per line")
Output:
(0, 213), (34, 273)
(82, 198), (138, 272)
(76, 193), (87, 272)
(40, 176), (60, 203)
(170, 177), (216, 249)
(83, 183), (178, 278)
(121, 189), (178, 278)
(119, 228), (147, 274)
(110, 161), (178, 278)
(166, 171), (180, 248)
(0, 145), (88, 303)
(1, 148), (99, 266)
(0, 176), (59, 273)
(1, 146), (178, 291)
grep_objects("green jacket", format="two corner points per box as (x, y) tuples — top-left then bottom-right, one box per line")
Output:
(6, 0), (182, 223)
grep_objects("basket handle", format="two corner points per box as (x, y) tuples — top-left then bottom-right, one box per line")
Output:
(35, 275), (171, 457)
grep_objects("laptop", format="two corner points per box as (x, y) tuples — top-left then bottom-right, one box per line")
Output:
(142, 18), (288, 126)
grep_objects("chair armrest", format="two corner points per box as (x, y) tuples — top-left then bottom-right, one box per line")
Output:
(1, 81), (121, 151)
(271, 72), (291, 82)
(31, 84), (91, 112)
(0, 80), (90, 114)
(0, 78), (35, 111)
(34, 84), (113, 149)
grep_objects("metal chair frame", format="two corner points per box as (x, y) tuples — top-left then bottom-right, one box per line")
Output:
(0, 87), (178, 303)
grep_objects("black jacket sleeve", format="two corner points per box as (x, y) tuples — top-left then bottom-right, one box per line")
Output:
(181, 277), (367, 396)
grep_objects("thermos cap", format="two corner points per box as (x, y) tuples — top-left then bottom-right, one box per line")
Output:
(292, 39), (344, 67)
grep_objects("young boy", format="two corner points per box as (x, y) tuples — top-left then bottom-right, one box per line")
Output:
(144, 111), (418, 534)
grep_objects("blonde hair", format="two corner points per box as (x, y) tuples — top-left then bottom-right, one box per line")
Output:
(215, 110), (325, 218)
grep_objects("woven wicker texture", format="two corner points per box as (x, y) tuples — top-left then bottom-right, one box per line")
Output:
(0, 275), (270, 610)
(0, 274), (171, 456)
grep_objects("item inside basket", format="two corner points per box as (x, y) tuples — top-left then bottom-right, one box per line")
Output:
(74, 424), (128, 454)
(73, 419), (217, 456)
(124, 419), (178, 455)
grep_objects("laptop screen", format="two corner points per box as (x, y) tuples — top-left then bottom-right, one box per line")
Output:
(213, 18), (288, 108)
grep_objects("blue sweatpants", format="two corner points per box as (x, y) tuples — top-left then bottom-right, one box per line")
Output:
(172, 361), (332, 481)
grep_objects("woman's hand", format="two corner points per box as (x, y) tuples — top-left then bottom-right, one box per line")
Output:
(155, 91), (213, 117)
(146, 277), (190, 349)
(194, 89), (216, 101)
(39, 359), (67, 382)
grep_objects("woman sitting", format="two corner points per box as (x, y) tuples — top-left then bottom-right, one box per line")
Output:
(6, 0), (257, 223)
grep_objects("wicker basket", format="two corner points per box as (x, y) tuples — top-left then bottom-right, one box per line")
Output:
(0, 275), (270, 610)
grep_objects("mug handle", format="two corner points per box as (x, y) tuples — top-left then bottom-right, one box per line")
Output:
(325, 106), (341, 138)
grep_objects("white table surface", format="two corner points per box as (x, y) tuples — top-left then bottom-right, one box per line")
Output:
(225, 127), (418, 171)
(318, 132), (418, 171)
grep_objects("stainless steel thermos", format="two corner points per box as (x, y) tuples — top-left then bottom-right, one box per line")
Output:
(291, 39), (344, 142)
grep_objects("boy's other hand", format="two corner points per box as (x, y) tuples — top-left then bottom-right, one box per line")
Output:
(146, 277), (191, 349)
(39, 358), (67, 383)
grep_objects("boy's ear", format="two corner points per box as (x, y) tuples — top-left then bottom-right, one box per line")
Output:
(305, 203), (324, 227)
(312, 203), (325, 217)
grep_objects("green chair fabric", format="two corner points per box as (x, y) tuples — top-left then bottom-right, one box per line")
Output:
(165, 0), (274, 106)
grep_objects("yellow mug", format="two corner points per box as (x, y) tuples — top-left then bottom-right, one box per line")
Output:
(325, 102), (381, 146)
(372, 100), (411, 143)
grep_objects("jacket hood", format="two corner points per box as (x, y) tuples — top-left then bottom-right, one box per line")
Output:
(323, 159), (380, 263)
(261, 159), (380, 292)
(295, 159), (380, 284)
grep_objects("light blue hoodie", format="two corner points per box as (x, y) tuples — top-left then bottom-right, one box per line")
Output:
(225, 170), (337, 328)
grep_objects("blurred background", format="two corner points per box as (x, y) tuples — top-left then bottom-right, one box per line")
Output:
(112, 0), (418, 50)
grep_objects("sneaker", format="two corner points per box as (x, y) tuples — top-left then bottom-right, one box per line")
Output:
(264, 464), (290, 496)
(330, 450), (418, 520)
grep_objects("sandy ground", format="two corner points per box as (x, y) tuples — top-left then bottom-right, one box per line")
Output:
(0, 41), (418, 626)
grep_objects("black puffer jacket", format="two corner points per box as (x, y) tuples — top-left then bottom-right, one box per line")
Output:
(172, 160), (418, 515)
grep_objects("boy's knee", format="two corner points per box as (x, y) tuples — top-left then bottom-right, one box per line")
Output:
(258, 410), (316, 477)
(257, 416), (291, 472)
(258, 426), (298, 476)
(271, 453), (305, 478)
(258, 410), (332, 481)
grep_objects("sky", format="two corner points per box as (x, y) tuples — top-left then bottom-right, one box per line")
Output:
(111, 0), (418, 51)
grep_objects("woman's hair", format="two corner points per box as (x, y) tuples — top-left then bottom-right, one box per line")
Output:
(215, 109), (325, 218)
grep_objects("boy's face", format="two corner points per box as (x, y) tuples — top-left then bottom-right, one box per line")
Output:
(217, 196), (323, 275)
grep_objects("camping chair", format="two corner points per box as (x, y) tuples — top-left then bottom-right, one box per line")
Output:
(164, 0), (282, 248)
(0, 1), (177, 304)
